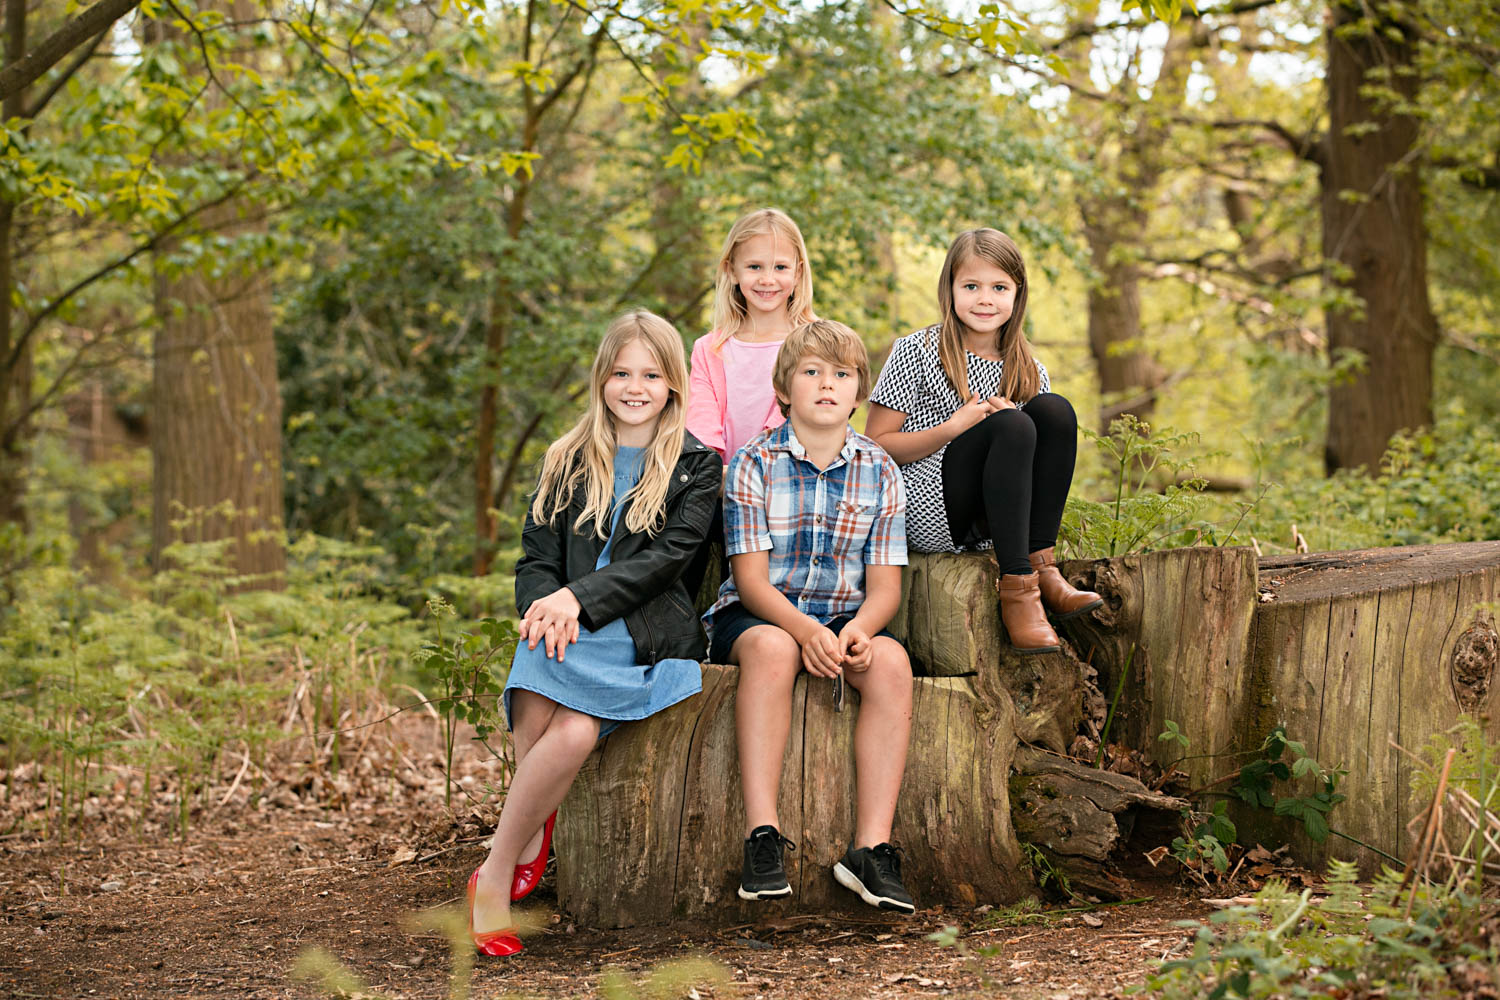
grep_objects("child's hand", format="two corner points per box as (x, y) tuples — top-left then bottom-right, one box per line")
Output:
(838, 623), (873, 672)
(985, 394), (1017, 411)
(519, 586), (582, 661)
(800, 625), (843, 678)
(949, 394), (998, 434)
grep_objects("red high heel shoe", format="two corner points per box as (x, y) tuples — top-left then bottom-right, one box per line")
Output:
(467, 869), (523, 956)
(511, 810), (556, 902)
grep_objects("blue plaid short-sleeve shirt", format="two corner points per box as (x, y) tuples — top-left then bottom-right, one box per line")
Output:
(705, 421), (907, 628)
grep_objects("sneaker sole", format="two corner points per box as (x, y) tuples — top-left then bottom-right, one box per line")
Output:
(737, 884), (792, 900)
(832, 862), (916, 914)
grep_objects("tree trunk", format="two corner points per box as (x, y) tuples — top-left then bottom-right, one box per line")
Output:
(1321, 0), (1436, 473)
(151, 193), (285, 588)
(0, 0), (30, 528)
(1081, 199), (1165, 430)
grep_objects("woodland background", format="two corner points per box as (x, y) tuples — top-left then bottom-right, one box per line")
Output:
(1, 0), (1499, 864)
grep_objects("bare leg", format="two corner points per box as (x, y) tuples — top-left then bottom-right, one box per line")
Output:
(731, 625), (802, 836)
(508, 689), (558, 865)
(844, 637), (912, 848)
(471, 700), (600, 934)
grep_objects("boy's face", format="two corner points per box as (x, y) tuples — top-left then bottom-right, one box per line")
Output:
(779, 353), (862, 431)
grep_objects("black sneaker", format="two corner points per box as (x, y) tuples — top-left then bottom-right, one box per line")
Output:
(738, 825), (795, 900)
(833, 842), (916, 913)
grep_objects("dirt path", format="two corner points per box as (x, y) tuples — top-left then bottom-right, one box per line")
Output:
(1, 801), (1211, 1000)
(1, 715), (1213, 999)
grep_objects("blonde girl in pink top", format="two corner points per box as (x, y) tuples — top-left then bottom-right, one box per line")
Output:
(686, 209), (819, 462)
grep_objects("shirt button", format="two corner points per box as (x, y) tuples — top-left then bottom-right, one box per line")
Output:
(679, 474), (688, 482)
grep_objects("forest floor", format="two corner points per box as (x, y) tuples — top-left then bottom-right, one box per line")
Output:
(1, 713), (1246, 1000)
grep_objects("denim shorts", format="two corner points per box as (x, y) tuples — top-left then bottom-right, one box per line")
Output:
(708, 601), (895, 664)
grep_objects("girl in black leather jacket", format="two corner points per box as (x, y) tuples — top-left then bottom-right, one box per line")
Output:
(465, 310), (720, 957)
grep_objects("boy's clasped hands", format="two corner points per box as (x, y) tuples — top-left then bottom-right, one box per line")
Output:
(795, 619), (873, 677)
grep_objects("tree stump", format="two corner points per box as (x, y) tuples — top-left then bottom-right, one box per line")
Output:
(1064, 541), (1500, 873)
(556, 551), (1195, 926)
(1062, 547), (1260, 787)
(556, 666), (1030, 927)
(1245, 543), (1500, 870)
(892, 552), (1099, 753)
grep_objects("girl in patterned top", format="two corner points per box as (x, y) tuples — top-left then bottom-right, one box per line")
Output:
(865, 229), (1101, 654)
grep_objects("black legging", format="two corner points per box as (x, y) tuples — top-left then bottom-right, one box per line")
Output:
(940, 392), (1079, 577)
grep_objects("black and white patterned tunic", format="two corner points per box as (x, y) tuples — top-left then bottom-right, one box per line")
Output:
(869, 325), (1050, 553)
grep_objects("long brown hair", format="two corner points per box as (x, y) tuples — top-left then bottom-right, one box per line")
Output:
(931, 229), (1041, 404)
(530, 311), (689, 539)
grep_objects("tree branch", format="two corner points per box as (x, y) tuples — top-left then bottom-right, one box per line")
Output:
(0, 0), (140, 103)
(1046, 0), (1281, 52)
(3, 182), (248, 376)
(24, 25), (108, 119)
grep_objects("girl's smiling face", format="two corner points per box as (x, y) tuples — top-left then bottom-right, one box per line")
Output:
(729, 232), (800, 321)
(602, 338), (670, 446)
(951, 257), (1018, 340)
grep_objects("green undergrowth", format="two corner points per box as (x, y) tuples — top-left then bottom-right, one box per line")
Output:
(1061, 402), (1500, 562)
(1135, 722), (1500, 999)
(0, 524), (519, 841)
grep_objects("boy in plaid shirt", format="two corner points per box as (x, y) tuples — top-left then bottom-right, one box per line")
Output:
(704, 320), (916, 913)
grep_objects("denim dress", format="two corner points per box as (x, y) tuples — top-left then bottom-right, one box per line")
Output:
(503, 446), (703, 738)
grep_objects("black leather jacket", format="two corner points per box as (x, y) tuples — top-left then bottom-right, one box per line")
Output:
(514, 432), (721, 663)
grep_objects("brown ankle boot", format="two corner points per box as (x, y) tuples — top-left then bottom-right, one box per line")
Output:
(998, 572), (1061, 655)
(1028, 547), (1104, 620)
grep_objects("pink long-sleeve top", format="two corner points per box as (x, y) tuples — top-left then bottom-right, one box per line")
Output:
(686, 331), (787, 461)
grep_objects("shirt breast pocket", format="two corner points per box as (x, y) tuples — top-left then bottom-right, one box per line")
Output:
(831, 499), (877, 556)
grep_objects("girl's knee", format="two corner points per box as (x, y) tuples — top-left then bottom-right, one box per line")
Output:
(550, 708), (602, 751)
(980, 408), (1037, 450)
(511, 690), (557, 738)
(1025, 392), (1077, 431)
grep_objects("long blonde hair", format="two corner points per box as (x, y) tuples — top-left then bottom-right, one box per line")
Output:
(932, 229), (1041, 404)
(710, 208), (816, 349)
(530, 311), (689, 539)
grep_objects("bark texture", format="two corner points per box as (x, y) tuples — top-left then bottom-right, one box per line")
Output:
(556, 666), (1030, 927)
(1011, 747), (1188, 900)
(1066, 542), (1500, 873)
(1321, 0), (1437, 473)
(151, 207), (285, 585)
